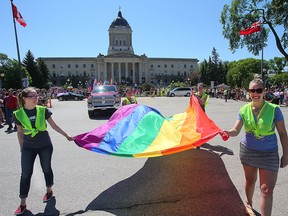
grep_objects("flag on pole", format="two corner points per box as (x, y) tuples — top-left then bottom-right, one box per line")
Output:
(93, 78), (97, 86)
(12, 3), (27, 27)
(239, 21), (261, 35)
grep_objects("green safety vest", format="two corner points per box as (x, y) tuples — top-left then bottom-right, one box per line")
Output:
(123, 96), (137, 105)
(14, 106), (47, 137)
(195, 92), (209, 108)
(240, 101), (277, 139)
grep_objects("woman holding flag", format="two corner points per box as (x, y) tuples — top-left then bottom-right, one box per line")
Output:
(222, 75), (288, 216)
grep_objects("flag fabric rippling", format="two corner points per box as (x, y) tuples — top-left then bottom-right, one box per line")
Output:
(74, 95), (223, 158)
(12, 3), (27, 27)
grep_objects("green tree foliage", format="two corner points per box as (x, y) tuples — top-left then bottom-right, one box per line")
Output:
(199, 47), (228, 85)
(220, 0), (288, 60)
(226, 58), (265, 88)
(268, 57), (288, 74)
(23, 50), (42, 88)
(37, 58), (50, 88)
(269, 73), (288, 85)
(0, 53), (30, 89)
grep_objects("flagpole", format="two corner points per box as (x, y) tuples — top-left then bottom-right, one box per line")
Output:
(10, 0), (24, 88)
(261, 21), (264, 81)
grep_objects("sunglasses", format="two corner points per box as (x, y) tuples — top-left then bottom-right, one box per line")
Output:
(249, 88), (263, 94)
(26, 95), (39, 98)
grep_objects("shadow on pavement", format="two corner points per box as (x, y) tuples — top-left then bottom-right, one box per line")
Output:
(80, 148), (247, 216)
(21, 197), (60, 216)
(200, 143), (234, 157)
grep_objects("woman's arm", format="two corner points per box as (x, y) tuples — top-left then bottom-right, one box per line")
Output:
(275, 120), (288, 168)
(16, 125), (24, 152)
(47, 116), (74, 141)
(225, 119), (243, 137)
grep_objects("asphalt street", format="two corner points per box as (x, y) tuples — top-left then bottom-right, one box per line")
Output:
(1, 97), (287, 216)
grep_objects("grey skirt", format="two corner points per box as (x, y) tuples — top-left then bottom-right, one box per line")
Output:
(239, 143), (279, 172)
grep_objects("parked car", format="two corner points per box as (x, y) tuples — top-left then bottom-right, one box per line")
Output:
(87, 85), (121, 118)
(57, 92), (85, 101)
(167, 87), (192, 97)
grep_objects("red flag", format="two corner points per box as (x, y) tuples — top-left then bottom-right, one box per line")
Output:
(239, 21), (261, 35)
(12, 3), (27, 27)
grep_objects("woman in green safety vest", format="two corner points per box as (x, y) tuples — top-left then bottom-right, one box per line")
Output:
(222, 75), (288, 216)
(195, 82), (209, 112)
(122, 88), (138, 106)
(13, 87), (74, 215)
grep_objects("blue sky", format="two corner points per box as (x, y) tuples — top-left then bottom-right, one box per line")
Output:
(1, 0), (286, 63)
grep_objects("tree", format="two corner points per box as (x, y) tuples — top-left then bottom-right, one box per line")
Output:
(220, 0), (288, 61)
(226, 58), (265, 88)
(199, 48), (228, 85)
(23, 50), (42, 88)
(268, 57), (288, 74)
(37, 58), (50, 88)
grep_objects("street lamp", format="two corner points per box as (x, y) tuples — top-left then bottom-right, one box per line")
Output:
(0, 72), (4, 89)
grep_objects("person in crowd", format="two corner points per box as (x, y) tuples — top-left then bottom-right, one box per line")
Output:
(223, 87), (228, 102)
(13, 87), (74, 215)
(122, 88), (138, 106)
(194, 82), (209, 112)
(222, 75), (288, 216)
(271, 86), (280, 105)
(0, 98), (5, 127)
(4, 90), (18, 131)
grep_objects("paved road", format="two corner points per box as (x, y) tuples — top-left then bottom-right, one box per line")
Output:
(1, 97), (287, 216)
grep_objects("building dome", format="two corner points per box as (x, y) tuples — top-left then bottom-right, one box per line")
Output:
(110, 10), (130, 28)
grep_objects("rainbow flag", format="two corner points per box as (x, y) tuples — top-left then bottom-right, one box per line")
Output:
(74, 95), (223, 158)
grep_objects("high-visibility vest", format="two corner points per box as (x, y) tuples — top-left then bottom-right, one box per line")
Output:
(240, 101), (277, 139)
(195, 92), (209, 108)
(14, 106), (47, 137)
(123, 96), (137, 105)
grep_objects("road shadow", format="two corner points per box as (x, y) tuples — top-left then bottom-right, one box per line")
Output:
(21, 197), (60, 216)
(68, 148), (249, 216)
(200, 143), (234, 157)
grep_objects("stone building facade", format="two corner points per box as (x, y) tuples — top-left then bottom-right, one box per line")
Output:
(41, 10), (198, 87)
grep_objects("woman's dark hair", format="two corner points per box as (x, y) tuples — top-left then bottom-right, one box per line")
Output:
(18, 87), (36, 108)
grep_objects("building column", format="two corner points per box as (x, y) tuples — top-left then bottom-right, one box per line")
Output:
(104, 62), (107, 81)
(125, 62), (128, 80)
(139, 63), (142, 84)
(132, 63), (135, 84)
(97, 64), (101, 80)
(118, 62), (121, 84)
(111, 63), (114, 83)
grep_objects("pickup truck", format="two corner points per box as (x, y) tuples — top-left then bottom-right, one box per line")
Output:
(87, 85), (121, 118)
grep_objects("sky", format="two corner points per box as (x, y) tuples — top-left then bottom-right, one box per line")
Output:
(1, 0), (286, 63)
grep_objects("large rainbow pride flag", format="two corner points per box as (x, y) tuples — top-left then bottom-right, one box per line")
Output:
(74, 95), (225, 158)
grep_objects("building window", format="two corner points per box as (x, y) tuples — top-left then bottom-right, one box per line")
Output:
(190, 65), (193, 68)
(184, 64), (186, 68)
(68, 64), (71, 68)
(123, 40), (126, 46)
(171, 64), (174, 68)
(91, 64), (94, 68)
(164, 64), (167, 68)
(158, 65), (161, 68)
(68, 71), (71, 76)
(52, 64), (55, 68)
(116, 40), (118, 46)
(150, 65), (153, 68)
(83, 64), (86, 68)
(83, 71), (87, 76)
(75, 64), (78, 68)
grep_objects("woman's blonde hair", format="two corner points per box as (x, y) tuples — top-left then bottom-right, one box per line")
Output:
(249, 74), (264, 88)
(18, 87), (36, 108)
